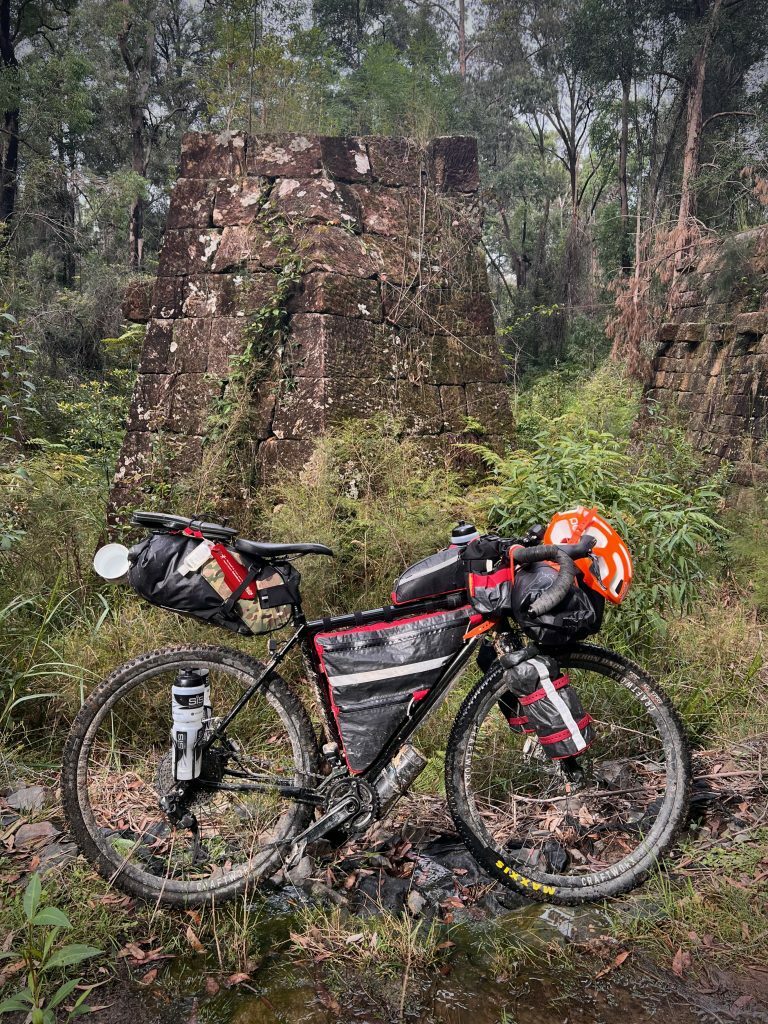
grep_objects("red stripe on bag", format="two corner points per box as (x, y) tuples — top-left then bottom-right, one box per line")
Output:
(539, 713), (593, 745)
(471, 567), (512, 590)
(518, 674), (570, 706)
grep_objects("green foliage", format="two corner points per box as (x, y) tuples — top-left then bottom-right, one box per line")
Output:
(266, 416), (484, 615)
(726, 492), (768, 616)
(0, 874), (101, 1022)
(474, 362), (728, 641)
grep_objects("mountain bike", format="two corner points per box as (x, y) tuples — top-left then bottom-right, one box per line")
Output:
(62, 511), (690, 907)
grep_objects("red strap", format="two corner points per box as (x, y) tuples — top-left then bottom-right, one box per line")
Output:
(538, 714), (593, 744)
(518, 674), (570, 706)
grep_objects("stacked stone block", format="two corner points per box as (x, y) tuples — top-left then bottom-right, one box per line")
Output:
(644, 227), (768, 485)
(111, 132), (511, 511)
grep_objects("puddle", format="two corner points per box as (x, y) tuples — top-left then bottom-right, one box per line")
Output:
(95, 901), (725, 1024)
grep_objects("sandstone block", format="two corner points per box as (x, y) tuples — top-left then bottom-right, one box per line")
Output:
(287, 272), (382, 320)
(122, 277), (153, 323)
(657, 323), (678, 342)
(141, 319), (174, 373)
(298, 225), (378, 278)
(170, 318), (211, 372)
(676, 322), (705, 344)
(207, 318), (247, 377)
(180, 131), (246, 178)
(246, 134), (322, 177)
(321, 137), (372, 182)
(273, 177), (360, 228)
(213, 177), (269, 227)
(365, 137), (424, 186)
(734, 311), (768, 336)
(349, 185), (413, 236)
(256, 437), (316, 480)
(166, 178), (216, 229)
(151, 276), (184, 319)
(439, 385), (469, 431)
(168, 373), (220, 434)
(183, 273), (279, 319)
(465, 382), (514, 435)
(428, 137), (479, 192)
(157, 229), (222, 276)
(127, 374), (174, 432)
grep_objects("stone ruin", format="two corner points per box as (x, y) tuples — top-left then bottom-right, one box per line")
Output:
(644, 226), (768, 485)
(111, 132), (511, 513)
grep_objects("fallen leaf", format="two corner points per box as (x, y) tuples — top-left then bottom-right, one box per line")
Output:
(138, 969), (158, 986)
(204, 977), (220, 996)
(595, 950), (630, 979)
(671, 947), (691, 978)
(316, 984), (340, 1013)
(186, 925), (205, 954)
(343, 872), (358, 890)
(407, 891), (426, 915)
(732, 995), (754, 1010)
(436, 940), (455, 950)
(224, 973), (251, 988)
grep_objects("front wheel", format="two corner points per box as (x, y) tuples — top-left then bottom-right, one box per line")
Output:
(445, 644), (691, 904)
(62, 646), (320, 907)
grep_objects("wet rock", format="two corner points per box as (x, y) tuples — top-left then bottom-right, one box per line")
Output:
(6, 785), (46, 813)
(15, 821), (59, 849)
(285, 855), (313, 886)
(37, 840), (78, 875)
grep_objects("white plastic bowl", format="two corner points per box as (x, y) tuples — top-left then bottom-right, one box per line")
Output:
(93, 543), (131, 582)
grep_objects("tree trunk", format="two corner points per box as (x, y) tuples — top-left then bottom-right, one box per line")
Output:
(619, 75), (630, 273)
(118, 3), (156, 271)
(677, 0), (722, 233)
(0, 0), (19, 235)
(458, 0), (467, 79)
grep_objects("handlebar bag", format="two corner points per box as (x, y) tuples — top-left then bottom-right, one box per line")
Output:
(510, 562), (604, 646)
(502, 651), (594, 759)
(462, 535), (517, 615)
(127, 531), (300, 635)
(315, 607), (470, 772)
(392, 548), (466, 605)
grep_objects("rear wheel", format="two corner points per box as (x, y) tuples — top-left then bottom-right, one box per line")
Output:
(445, 644), (690, 904)
(62, 646), (319, 907)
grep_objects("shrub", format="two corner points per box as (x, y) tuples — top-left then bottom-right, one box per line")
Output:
(474, 362), (729, 644)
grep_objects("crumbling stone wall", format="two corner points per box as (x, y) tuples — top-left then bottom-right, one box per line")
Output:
(644, 227), (768, 485)
(111, 132), (511, 512)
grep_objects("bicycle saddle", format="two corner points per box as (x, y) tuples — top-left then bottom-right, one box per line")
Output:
(131, 511), (334, 558)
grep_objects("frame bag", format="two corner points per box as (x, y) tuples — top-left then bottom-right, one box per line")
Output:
(127, 532), (299, 635)
(392, 548), (466, 605)
(501, 650), (594, 759)
(315, 607), (470, 772)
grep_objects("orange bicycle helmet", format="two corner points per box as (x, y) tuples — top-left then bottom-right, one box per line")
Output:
(543, 506), (633, 605)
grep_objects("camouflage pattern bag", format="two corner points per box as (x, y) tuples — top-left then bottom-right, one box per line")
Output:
(201, 557), (295, 633)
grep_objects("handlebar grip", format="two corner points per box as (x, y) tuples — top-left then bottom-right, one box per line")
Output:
(512, 545), (576, 616)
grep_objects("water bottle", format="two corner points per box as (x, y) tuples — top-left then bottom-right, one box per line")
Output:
(171, 668), (209, 781)
(450, 521), (479, 547)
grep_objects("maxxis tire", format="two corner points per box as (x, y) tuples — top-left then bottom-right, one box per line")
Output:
(445, 643), (691, 905)
(62, 645), (320, 908)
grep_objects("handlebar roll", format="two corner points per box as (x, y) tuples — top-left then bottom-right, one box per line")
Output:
(512, 545), (576, 617)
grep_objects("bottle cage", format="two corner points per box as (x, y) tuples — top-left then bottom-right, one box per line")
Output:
(543, 506), (633, 605)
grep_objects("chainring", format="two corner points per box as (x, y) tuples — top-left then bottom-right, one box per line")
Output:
(325, 777), (379, 835)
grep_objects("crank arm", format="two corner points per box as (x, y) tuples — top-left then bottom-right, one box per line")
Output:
(285, 795), (359, 848)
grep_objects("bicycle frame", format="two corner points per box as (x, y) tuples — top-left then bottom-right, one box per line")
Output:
(201, 589), (505, 797)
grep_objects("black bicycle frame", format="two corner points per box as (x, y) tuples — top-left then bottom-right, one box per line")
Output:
(201, 590), (494, 796)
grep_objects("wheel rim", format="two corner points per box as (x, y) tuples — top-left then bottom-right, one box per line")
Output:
(460, 653), (683, 889)
(75, 653), (311, 896)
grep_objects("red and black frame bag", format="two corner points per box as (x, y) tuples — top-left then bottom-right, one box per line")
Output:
(315, 607), (470, 772)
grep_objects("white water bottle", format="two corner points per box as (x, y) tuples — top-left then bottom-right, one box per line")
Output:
(171, 669), (209, 781)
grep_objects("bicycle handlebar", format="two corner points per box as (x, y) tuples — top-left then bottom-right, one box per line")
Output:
(511, 537), (596, 617)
